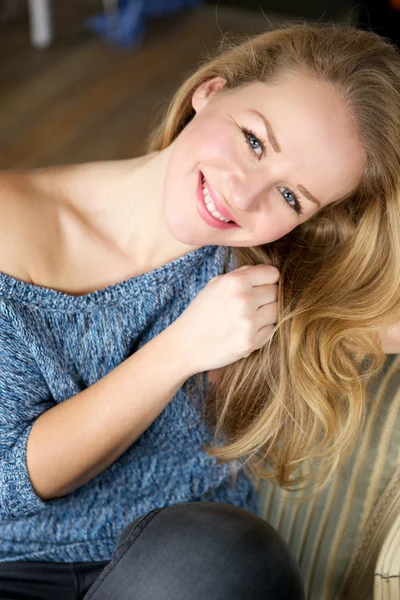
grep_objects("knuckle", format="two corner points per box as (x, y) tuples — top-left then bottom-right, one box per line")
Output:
(265, 287), (278, 303)
(231, 281), (250, 300)
(262, 301), (277, 320)
(235, 265), (252, 271)
(227, 275), (245, 291)
(266, 265), (280, 280)
(271, 300), (278, 315)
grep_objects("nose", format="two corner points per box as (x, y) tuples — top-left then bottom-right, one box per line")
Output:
(226, 170), (268, 213)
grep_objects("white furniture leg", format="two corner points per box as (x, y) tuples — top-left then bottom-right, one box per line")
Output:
(28, 0), (52, 49)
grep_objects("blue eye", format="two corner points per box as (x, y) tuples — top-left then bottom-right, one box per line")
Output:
(277, 186), (302, 215)
(241, 127), (266, 159)
(248, 134), (262, 154)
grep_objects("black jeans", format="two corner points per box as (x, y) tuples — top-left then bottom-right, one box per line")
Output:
(0, 501), (305, 600)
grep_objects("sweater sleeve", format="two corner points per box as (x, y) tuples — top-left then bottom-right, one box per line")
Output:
(0, 309), (56, 520)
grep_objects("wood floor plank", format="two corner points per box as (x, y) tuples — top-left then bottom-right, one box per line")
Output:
(0, 3), (323, 169)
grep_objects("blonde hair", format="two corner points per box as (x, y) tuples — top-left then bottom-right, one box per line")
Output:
(148, 24), (400, 491)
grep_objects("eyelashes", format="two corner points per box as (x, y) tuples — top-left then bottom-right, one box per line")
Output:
(241, 127), (267, 159)
(277, 186), (303, 215)
(240, 126), (303, 216)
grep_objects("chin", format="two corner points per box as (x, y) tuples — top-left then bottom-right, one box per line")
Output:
(169, 227), (207, 247)
(163, 210), (200, 246)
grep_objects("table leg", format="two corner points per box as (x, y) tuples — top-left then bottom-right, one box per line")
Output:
(28, 0), (52, 49)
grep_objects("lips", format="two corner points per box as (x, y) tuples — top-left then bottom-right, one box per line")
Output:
(197, 172), (239, 230)
(201, 174), (237, 224)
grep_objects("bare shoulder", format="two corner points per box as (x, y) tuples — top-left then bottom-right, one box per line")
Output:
(0, 170), (37, 281)
(0, 158), (141, 289)
(0, 167), (64, 282)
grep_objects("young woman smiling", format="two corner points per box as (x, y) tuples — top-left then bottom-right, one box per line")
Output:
(0, 24), (399, 600)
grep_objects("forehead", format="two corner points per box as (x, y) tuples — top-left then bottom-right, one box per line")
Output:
(218, 73), (366, 207)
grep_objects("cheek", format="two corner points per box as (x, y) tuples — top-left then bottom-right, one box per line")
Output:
(250, 213), (298, 245)
(179, 115), (239, 168)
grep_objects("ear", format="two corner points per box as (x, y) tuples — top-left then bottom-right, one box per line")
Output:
(191, 76), (227, 113)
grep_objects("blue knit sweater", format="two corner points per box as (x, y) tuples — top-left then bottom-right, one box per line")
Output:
(0, 244), (258, 563)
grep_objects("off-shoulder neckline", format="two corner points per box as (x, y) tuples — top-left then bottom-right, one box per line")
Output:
(0, 245), (223, 312)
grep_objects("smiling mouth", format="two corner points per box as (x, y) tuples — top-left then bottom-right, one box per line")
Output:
(201, 175), (237, 224)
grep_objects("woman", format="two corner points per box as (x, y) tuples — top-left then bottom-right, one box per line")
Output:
(0, 23), (399, 600)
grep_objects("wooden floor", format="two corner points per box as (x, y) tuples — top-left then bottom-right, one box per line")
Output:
(0, 1), (302, 170)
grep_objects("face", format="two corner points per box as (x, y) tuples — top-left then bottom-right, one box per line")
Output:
(162, 70), (366, 247)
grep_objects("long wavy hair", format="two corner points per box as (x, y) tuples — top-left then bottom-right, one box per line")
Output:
(148, 24), (400, 491)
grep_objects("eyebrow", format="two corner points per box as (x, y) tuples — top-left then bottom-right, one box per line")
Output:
(297, 185), (322, 210)
(249, 109), (282, 153)
(249, 109), (322, 211)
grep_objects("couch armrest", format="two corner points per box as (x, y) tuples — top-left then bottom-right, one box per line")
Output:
(374, 511), (400, 599)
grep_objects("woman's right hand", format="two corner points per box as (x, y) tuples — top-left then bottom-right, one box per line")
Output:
(170, 264), (280, 375)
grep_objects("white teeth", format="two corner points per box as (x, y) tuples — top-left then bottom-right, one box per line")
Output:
(201, 180), (231, 223)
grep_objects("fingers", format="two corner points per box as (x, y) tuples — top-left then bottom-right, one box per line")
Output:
(255, 301), (278, 330)
(235, 264), (280, 286)
(252, 283), (278, 307)
(253, 323), (275, 350)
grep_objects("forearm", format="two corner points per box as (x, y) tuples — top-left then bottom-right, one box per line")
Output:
(26, 325), (195, 501)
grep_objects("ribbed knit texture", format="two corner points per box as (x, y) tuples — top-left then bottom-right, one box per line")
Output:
(0, 244), (258, 563)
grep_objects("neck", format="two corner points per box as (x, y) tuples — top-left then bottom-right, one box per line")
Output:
(101, 144), (201, 270)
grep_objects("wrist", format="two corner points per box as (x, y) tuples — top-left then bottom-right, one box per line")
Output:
(158, 323), (201, 380)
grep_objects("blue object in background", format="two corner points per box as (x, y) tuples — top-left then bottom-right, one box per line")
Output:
(87, 0), (204, 48)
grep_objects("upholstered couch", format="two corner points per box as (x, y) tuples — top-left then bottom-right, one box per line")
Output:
(258, 354), (400, 600)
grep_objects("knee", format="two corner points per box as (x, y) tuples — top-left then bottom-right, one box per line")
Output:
(174, 502), (304, 598)
(127, 501), (304, 599)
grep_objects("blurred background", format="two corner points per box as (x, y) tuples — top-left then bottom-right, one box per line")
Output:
(0, 0), (399, 170)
